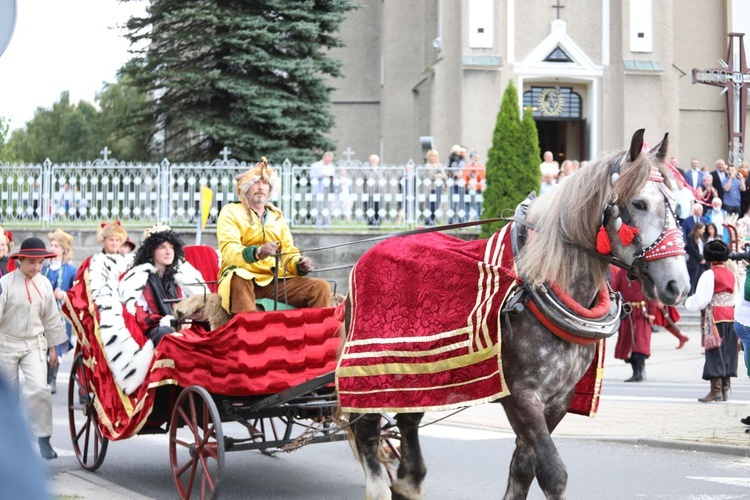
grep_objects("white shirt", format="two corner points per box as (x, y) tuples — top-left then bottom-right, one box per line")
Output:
(685, 269), (715, 311)
(539, 161), (559, 177)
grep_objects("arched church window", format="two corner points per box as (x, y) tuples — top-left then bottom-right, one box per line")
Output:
(523, 87), (582, 119)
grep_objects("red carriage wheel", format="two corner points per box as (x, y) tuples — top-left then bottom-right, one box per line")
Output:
(169, 386), (225, 500)
(67, 352), (109, 471)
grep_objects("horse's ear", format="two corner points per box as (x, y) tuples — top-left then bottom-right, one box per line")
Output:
(628, 129), (645, 162)
(652, 133), (669, 161)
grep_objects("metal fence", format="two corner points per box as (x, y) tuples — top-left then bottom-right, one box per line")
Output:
(0, 149), (485, 230)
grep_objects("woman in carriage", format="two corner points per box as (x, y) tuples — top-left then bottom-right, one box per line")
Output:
(120, 223), (205, 346)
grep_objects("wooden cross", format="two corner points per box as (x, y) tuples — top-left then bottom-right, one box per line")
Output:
(552, 0), (565, 20)
(219, 146), (232, 163)
(100, 146), (111, 162)
(692, 33), (750, 167)
(341, 146), (356, 162)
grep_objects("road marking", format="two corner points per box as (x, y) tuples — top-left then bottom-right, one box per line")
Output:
(602, 395), (750, 404)
(419, 424), (512, 441)
(687, 476), (750, 488)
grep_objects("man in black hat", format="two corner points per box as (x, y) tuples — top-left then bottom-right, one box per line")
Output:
(0, 237), (67, 459)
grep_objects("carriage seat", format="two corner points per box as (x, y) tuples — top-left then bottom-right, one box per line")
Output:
(182, 245), (296, 311)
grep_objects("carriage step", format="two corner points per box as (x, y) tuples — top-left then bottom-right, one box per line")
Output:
(139, 426), (168, 435)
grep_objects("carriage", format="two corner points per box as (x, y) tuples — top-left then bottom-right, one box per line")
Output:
(62, 245), (395, 500)
(63, 130), (692, 500)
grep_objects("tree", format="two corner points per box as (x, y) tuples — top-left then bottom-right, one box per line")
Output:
(0, 117), (13, 163)
(7, 78), (152, 163)
(8, 92), (100, 163)
(97, 75), (153, 162)
(481, 81), (540, 237)
(121, 0), (356, 164)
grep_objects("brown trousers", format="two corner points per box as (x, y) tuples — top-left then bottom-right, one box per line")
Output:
(229, 275), (331, 314)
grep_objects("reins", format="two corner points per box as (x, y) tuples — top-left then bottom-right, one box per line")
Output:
(284, 217), (509, 257)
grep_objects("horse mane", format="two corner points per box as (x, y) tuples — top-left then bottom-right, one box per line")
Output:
(516, 149), (653, 289)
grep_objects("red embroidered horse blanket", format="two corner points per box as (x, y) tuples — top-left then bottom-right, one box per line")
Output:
(336, 224), (604, 416)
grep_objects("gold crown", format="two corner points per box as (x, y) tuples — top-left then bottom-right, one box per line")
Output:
(143, 222), (172, 239)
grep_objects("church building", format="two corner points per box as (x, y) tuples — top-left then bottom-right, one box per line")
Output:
(328, 0), (750, 168)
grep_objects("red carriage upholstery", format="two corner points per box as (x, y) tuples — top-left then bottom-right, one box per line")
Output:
(183, 245), (220, 292)
(63, 252), (342, 441)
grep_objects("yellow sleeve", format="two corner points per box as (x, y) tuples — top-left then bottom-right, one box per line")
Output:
(217, 205), (254, 269)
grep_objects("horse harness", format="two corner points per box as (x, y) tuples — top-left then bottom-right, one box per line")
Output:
(504, 194), (623, 345)
(502, 156), (686, 345)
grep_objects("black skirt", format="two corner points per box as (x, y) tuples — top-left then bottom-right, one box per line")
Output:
(703, 321), (739, 379)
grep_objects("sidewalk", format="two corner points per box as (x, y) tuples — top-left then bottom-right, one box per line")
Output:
(437, 326), (750, 456)
(51, 469), (152, 500)
(51, 326), (750, 497)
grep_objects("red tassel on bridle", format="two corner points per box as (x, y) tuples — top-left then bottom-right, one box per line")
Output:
(596, 225), (612, 254)
(618, 223), (639, 246)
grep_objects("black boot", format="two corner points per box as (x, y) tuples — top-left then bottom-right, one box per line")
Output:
(38, 437), (57, 460)
(47, 361), (59, 395)
(624, 359), (639, 382)
(624, 354), (645, 382)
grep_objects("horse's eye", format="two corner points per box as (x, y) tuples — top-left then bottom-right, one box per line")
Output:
(632, 200), (647, 211)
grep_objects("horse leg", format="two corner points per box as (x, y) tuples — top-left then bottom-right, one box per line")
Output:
(392, 413), (426, 500)
(351, 413), (392, 500)
(502, 398), (568, 500)
(504, 436), (536, 499)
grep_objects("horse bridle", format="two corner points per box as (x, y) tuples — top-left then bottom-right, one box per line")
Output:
(599, 156), (686, 282)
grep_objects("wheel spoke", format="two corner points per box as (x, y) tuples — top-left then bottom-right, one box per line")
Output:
(171, 437), (192, 449)
(175, 454), (196, 478)
(188, 393), (199, 441)
(82, 417), (91, 461)
(198, 454), (217, 491)
(195, 423), (216, 451)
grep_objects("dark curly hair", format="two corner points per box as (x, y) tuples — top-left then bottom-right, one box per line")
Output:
(132, 229), (186, 282)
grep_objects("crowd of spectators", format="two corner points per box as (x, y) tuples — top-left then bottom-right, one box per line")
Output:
(306, 145), (486, 226)
(536, 150), (586, 194)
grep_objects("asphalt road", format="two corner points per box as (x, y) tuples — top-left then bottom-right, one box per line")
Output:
(47, 372), (750, 499)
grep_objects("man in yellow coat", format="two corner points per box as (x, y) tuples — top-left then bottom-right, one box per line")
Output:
(217, 157), (331, 313)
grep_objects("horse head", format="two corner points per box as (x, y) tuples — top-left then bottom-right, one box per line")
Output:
(604, 129), (690, 304)
(517, 129), (690, 306)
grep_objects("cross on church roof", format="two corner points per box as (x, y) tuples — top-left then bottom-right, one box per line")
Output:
(552, 0), (565, 20)
(692, 33), (750, 167)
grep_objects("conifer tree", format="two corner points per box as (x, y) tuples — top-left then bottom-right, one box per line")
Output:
(481, 81), (541, 237)
(122, 0), (355, 163)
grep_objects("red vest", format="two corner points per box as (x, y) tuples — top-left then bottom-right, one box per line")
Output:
(711, 265), (735, 322)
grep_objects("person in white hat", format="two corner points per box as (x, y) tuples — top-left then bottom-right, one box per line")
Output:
(0, 237), (67, 459)
(216, 157), (331, 313)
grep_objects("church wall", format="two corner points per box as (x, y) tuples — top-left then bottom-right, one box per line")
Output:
(673, 0), (729, 168)
(427, 0), (465, 160)
(326, 0), (745, 174)
(600, 1), (625, 153)
(460, 69), (503, 161)
(513, 1), (602, 66)
(381, 1), (433, 163)
(328, 0), (383, 162)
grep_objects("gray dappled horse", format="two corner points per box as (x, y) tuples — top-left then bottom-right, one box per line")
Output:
(343, 130), (690, 499)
